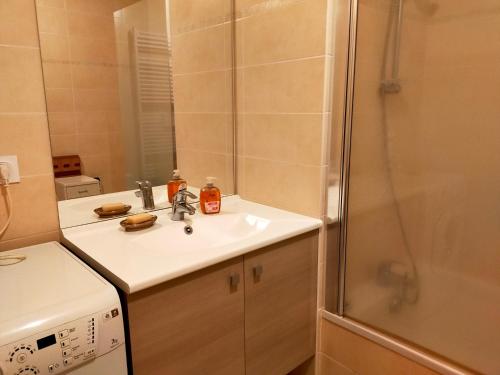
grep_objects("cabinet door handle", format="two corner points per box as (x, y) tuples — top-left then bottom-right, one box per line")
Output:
(253, 265), (263, 281)
(229, 273), (240, 288)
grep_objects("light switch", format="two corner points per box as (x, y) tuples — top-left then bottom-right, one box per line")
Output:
(0, 155), (20, 183)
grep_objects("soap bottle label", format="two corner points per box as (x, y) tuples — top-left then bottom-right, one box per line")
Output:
(204, 201), (220, 214)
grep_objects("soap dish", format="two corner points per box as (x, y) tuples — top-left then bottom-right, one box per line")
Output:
(120, 215), (157, 231)
(94, 205), (132, 217)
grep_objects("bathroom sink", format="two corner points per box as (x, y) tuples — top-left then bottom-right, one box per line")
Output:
(62, 195), (322, 293)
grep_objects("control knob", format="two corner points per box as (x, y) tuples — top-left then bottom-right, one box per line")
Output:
(15, 366), (40, 374)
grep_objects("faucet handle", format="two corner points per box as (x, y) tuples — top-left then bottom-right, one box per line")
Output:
(175, 187), (197, 200)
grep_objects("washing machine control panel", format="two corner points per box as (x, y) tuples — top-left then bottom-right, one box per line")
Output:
(0, 306), (123, 375)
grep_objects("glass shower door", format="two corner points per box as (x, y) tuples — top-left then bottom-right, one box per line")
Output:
(340, 1), (500, 373)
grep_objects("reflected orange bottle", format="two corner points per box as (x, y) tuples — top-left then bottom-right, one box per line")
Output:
(167, 169), (186, 203)
(200, 177), (221, 214)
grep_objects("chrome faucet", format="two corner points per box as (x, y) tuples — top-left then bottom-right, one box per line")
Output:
(171, 186), (197, 221)
(135, 180), (155, 210)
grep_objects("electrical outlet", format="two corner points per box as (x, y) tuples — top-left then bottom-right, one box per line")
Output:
(0, 155), (20, 183)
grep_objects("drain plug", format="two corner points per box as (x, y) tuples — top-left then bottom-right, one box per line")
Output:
(184, 225), (193, 235)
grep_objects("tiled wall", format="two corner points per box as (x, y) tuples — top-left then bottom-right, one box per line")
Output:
(36, 0), (127, 193)
(170, 0), (235, 194)
(0, 0), (59, 251)
(235, 0), (332, 218)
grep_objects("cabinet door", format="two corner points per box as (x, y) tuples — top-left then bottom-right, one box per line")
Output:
(127, 257), (245, 375)
(244, 231), (319, 375)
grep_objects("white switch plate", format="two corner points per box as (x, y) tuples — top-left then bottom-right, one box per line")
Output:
(0, 155), (20, 183)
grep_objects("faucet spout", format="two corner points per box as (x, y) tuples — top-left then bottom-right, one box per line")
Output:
(171, 186), (197, 221)
(135, 180), (155, 210)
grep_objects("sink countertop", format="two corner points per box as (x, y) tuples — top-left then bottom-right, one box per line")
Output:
(62, 195), (322, 294)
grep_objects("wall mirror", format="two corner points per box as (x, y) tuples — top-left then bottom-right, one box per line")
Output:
(36, 0), (236, 228)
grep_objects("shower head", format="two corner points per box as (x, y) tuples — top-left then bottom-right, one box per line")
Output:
(414, 0), (439, 16)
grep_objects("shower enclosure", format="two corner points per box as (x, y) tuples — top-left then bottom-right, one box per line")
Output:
(328, 1), (500, 373)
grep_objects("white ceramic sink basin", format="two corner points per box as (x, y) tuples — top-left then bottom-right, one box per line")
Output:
(135, 211), (270, 250)
(62, 195), (322, 293)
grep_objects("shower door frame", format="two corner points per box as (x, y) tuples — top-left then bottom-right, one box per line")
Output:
(328, 1), (469, 374)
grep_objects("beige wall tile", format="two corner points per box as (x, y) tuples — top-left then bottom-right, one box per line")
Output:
(0, 1), (59, 251)
(176, 149), (230, 192)
(65, 0), (115, 15)
(80, 154), (112, 191)
(36, 6), (68, 35)
(173, 70), (230, 113)
(75, 111), (109, 134)
(242, 114), (322, 165)
(241, 57), (325, 114)
(36, 0), (65, 8)
(78, 133), (110, 156)
(73, 89), (119, 111)
(0, 46), (47, 113)
(50, 134), (78, 156)
(239, 0), (326, 66)
(241, 157), (322, 217)
(39, 33), (70, 62)
(175, 113), (231, 154)
(172, 25), (227, 74)
(42, 62), (73, 89)
(0, 175), (59, 242)
(0, 114), (53, 176)
(0, 230), (60, 252)
(170, 0), (229, 33)
(69, 36), (117, 65)
(0, 0), (40, 47)
(45, 88), (74, 112)
(71, 65), (118, 90)
(47, 112), (77, 135)
(67, 12), (115, 40)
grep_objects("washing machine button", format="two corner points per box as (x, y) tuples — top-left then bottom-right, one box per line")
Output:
(60, 339), (70, 348)
(63, 357), (73, 366)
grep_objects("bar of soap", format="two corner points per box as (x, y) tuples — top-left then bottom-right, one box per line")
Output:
(102, 202), (126, 212)
(126, 213), (154, 224)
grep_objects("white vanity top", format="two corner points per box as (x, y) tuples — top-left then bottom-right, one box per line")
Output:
(62, 196), (322, 294)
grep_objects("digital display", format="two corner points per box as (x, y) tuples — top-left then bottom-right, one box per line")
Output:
(37, 334), (56, 350)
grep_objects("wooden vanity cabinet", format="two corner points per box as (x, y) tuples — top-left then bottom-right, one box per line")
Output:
(125, 231), (318, 375)
(244, 232), (318, 375)
(126, 257), (245, 375)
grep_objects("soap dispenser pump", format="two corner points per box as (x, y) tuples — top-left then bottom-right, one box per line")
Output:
(200, 177), (221, 214)
(167, 169), (186, 203)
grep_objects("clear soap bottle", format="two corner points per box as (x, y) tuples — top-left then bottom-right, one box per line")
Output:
(200, 177), (221, 214)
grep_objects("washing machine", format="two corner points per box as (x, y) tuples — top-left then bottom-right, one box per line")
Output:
(0, 242), (128, 375)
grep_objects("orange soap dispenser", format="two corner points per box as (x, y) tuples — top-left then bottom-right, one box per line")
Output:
(167, 169), (186, 203)
(200, 177), (221, 214)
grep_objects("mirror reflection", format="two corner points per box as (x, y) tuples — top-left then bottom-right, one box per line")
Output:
(36, 0), (235, 228)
